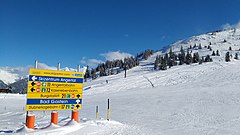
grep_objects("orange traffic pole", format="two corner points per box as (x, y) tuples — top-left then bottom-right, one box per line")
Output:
(51, 111), (58, 124)
(26, 115), (35, 129)
(71, 110), (79, 122)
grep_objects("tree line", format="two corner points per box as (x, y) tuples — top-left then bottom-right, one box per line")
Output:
(84, 49), (154, 81)
(154, 45), (214, 70)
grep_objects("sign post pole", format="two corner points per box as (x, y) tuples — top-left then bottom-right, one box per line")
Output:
(50, 63), (60, 125)
(96, 106), (98, 120)
(71, 64), (81, 123)
(26, 60), (38, 129)
(107, 99), (110, 121)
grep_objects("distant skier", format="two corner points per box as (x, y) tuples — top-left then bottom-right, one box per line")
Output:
(106, 80), (109, 84)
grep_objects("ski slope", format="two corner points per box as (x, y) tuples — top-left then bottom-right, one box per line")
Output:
(1, 28), (240, 134)
(1, 56), (240, 134)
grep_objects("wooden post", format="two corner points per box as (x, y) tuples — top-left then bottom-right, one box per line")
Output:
(96, 106), (98, 120)
(107, 99), (110, 121)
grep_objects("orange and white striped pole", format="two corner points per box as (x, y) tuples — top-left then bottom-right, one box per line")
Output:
(51, 111), (58, 124)
(71, 110), (79, 122)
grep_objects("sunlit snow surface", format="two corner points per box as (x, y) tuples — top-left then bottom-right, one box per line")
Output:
(2, 58), (240, 134)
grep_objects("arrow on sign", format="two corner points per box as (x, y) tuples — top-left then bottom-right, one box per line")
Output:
(76, 99), (81, 104)
(76, 104), (80, 109)
(31, 76), (37, 81)
(31, 82), (36, 86)
(31, 88), (35, 92)
(77, 94), (80, 98)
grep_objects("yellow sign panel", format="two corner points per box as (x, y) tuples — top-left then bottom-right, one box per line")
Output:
(27, 93), (82, 99)
(28, 81), (83, 88)
(27, 86), (82, 93)
(26, 104), (82, 111)
(29, 68), (84, 78)
(26, 68), (83, 111)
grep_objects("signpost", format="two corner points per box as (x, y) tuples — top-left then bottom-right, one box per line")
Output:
(26, 68), (83, 111)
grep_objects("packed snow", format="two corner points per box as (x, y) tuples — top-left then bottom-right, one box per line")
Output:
(1, 57), (240, 134)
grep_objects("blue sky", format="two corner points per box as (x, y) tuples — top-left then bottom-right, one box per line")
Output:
(0, 0), (240, 68)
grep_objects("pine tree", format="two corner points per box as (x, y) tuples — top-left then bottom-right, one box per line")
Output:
(91, 69), (97, 80)
(193, 52), (200, 63)
(179, 46), (185, 65)
(198, 44), (202, 49)
(225, 52), (230, 62)
(111, 68), (114, 75)
(154, 56), (160, 70)
(234, 53), (239, 60)
(193, 44), (197, 49)
(212, 51), (216, 56)
(84, 66), (90, 82)
(168, 49), (175, 68)
(216, 50), (220, 56)
(159, 56), (167, 70)
(204, 55), (211, 62)
(189, 45), (192, 49)
(199, 57), (203, 64)
(185, 52), (192, 65)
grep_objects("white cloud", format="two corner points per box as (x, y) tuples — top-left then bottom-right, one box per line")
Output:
(80, 57), (104, 67)
(80, 51), (133, 67)
(80, 57), (87, 64)
(87, 59), (104, 67)
(37, 62), (57, 70)
(222, 21), (240, 30)
(236, 21), (240, 29)
(222, 23), (232, 30)
(100, 51), (133, 61)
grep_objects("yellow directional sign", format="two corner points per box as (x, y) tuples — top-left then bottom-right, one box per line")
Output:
(29, 68), (84, 78)
(26, 104), (82, 111)
(26, 68), (83, 111)
(28, 81), (83, 88)
(27, 93), (82, 99)
(27, 86), (83, 93)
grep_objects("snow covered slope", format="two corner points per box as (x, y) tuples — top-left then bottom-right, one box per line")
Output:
(169, 28), (240, 60)
(0, 68), (21, 84)
(2, 56), (240, 134)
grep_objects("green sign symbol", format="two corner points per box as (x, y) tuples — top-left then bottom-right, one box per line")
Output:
(42, 82), (46, 87)
(41, 88), (46, 92)
(66, 105), (70, 109)
(66, 94), (70, 98)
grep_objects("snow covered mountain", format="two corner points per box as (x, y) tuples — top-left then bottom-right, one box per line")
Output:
(0, 28), (240, 90)
(168, 28), (240, 58)
(0, 68), (24, 84)
(2, 47), (240, 134)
